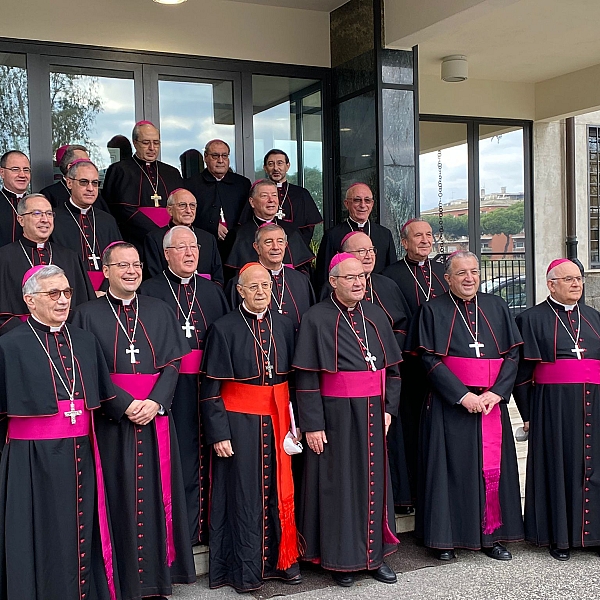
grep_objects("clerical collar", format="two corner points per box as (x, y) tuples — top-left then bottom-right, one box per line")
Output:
(133, 154), (155, 167)
(69, 198), (90, 215)
(107, 289), (135, 306)
(30, 314), (63, 333)
(331, 292), (358, 312)
(254, 215), (274, 225)
(20, 236), (48, 250)
(259, 260), (284, 275)
(167, 267), (193, 284)
(276, 181), (287, 187)
(450, 290), (476, 303)
(405, 255), (428, 267)
(348, 217), (369, 228)
(1, 187), (25, 199)
(241, 301), (266, 320)
(548, 296), (577, 311)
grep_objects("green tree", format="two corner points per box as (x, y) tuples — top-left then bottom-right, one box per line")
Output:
(480, 202), (524, 256)
(423, 213), (469, 240)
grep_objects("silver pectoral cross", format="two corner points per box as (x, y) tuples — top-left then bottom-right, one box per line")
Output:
(64, 400), (82, 425)
(275, 207), (285, 220)
(151, 193), (162, 207)
(365, 351), (377, 372)
(265, 361), (274, 379)
(469, 341), (485, 358)
(182, 319), (195, 338)
(126, 343), (139, 364)
(89, 252), (100, 270)
(571, 345), (586, 360)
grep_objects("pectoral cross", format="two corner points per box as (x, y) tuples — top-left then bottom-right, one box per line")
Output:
(265, 360), (274, 379)
(365, 351), (377, 372)
(182, 320), (195, 339)
(126, 343), (139, 364)
(64, 400), (82, 425)
(275, 207), (285, 220)
(219, 208), (226, 224)
(151, 193), (162, 207)
(469, 341), (485, 358)
(571, 345), (586, 360)
(88, 252), (100, 270)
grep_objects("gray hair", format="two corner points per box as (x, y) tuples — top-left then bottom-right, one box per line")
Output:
(204, 139), (230, 155)
(22, 265), (66, 296)
(132, 122), (158, 143)
(250, 179), (277, 200)
(254, 223), (287, 245)
(163, 225), (197, 250)
(329, 263), (341, 277)
(66, 159), (98, 180)
(400, 217), (429, 241)
(444, 251), (479, 275)
(59, 145), (88, 175)
(17, 193), (49, 215)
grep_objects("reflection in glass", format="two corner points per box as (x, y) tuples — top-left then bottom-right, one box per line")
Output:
(0, 53), (29, 155)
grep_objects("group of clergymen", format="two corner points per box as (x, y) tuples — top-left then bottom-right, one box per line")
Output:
(0, 120), (596, 600)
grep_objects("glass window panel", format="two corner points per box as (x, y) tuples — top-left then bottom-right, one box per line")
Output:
(302, 91), (323, 246)
(0, 53), (28, 155)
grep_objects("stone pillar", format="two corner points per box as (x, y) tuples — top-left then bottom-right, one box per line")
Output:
(330, 0), (418, 249)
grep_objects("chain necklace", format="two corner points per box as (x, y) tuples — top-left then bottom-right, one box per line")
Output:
(275, 181), (290, 220)
(347, 217), (370, 237)
(262, 262), (285, 314)
(164, 271), (197, 338)
(449, 293), (484, 357)
(546, 298), (585, 359)
(66, 203), (100, 270)
(239, 304), (274, 379)
(403, 256), (432, 302)
(106, 294), (140, 364)
(133, 156), (161, 206)
(0, 188), (18, 216)
(19, 239), (52, 267)
(331, 294), (377, 371)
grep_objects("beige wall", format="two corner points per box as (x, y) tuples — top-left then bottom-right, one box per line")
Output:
(0, 0), (331, 67)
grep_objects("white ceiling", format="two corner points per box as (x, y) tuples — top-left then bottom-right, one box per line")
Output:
(223, 0), (347, 11)
(388, 0), (600, 83)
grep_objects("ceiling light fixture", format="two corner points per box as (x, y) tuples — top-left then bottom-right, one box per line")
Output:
(441, 55), (468, 82)
(153, 0), (187, 5)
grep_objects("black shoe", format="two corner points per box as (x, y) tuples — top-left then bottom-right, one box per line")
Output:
(395, 505), (415, 515)
(283, 573), (303, 585)
(437, 549), (456, 561)
(549, 546), (570, 561)
(372, 562), (397, 584)
(483, 542), (512, 561)
(331, 571), (355, 587)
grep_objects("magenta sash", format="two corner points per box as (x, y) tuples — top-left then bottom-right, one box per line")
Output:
(180, 349), (203, 374)
(8, 401), (117, 600)
(442, 356), (504, 535)
(87, 271), (105, 291)
(534, 359), (600, 384)
(138, 207), (170, 228)
(198, 273), (212, 281)
(109, 372), (176, 566)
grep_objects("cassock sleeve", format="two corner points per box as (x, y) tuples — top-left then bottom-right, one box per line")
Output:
(206, 235), (225, 286)
(384, 229), (397, 267)
(147, 361), (181, 412)
(74, 254), (97, 303)
(296, 370), (325, 432)
(95, 337), (117, 402)
(512, 311), (539, 422)
(314, 230), (336, 294)
(384, 365), (402, 416)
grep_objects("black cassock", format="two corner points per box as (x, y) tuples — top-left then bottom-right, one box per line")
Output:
(223, 218), (314, 281)
(200, 307), (299, 592)
(382, 255), (448, 504)
(293, 296), (401, 571)
(72, 293), (196, 600)
(415, 292), (524, 550)
(0, 237), (95, 335)
(139, 271), (230, 545)
(102, 156), (184, 251)
(314, 219), (397, 293)
(239, 181), (322, 247)
(0, 188), (23, 248)
(143, 223), (224, 285)
(40, 179), (110, 212)
(225, 265), (315, 332)
(514, 299), (600, 549)
(0, 320), (117, 600)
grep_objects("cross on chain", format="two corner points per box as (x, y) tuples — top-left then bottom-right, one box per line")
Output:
(571, 345), (586, 360)
(151, 193), (162, 207)
(64, 400), (82, 425)
(365, 351), (377, 372)
(88, 252), (100, 270)
(469, 341), (485, 358)
(275, 207), (285, 220)
(182, 320), (195, 339)
(265, 361), (274, 379)
(126, 343), (139, 364)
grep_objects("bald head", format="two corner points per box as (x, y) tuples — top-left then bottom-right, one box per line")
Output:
(341, 231), (376, 275)
(167, 188), (197, 226)
(344, 183), (374, 224)
(237, 263), (272, 313)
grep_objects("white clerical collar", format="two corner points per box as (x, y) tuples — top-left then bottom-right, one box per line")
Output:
(168, 267), (193, 284)
(213, 175), (224, 181)
(32, 314), (63, 332)
(69, 197), (90, 215)
(349, 217), (368, 228)
(37, 242), (45, 249)
(259, 260), (283, 275)
(109, 289), (135, 306)
(548, 296), (577, 311)
(242, 301), (266, 320)
(3, 187), (25, 199)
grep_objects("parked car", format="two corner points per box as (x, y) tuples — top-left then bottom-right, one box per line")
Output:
(481, 274), (527, 312)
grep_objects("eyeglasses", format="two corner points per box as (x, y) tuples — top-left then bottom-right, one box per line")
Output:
(137, 140), (161, 147)
(349, 197), (374, 206)
(350, 247), (377, 257)
(68, 177), (100, 188)
(206, 153), (229, 160)
(20, 210), (55, 219)
(30, 287), (73, 300)
(332, 273), (367, 282)
(241, 282), (272, 293)
(550, 276), (585, 284)
(174, 202), (197, 210)
(452, 269), (480, 277)
(2, 166), (31, 174)
(165, 244), (200, 253)
(106, 261), (143, 270)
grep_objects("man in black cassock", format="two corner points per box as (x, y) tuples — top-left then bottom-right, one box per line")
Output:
(102, 121), (184, 251)
(382, 218), (448, 509)
(200, 262), (301, 592)
(140, 226), (229, 546)
(143, 188), (224, 285)
(414, 251), (523, 562)
(0, 150), (30, 247)
(72, 242), (195, 600)
(293, 254), (401, 588)
(0, 264), (118, 600)
(514, 259), (600, 561)
(239, 149), (322, 247)
(314, 183), (396, 294)
(0, 194), (95, 335)
(223, 180), (314, 282)
(225, 223), (315, 331)
(183, 139), (251, 251)
(51, 159), (122, 294)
